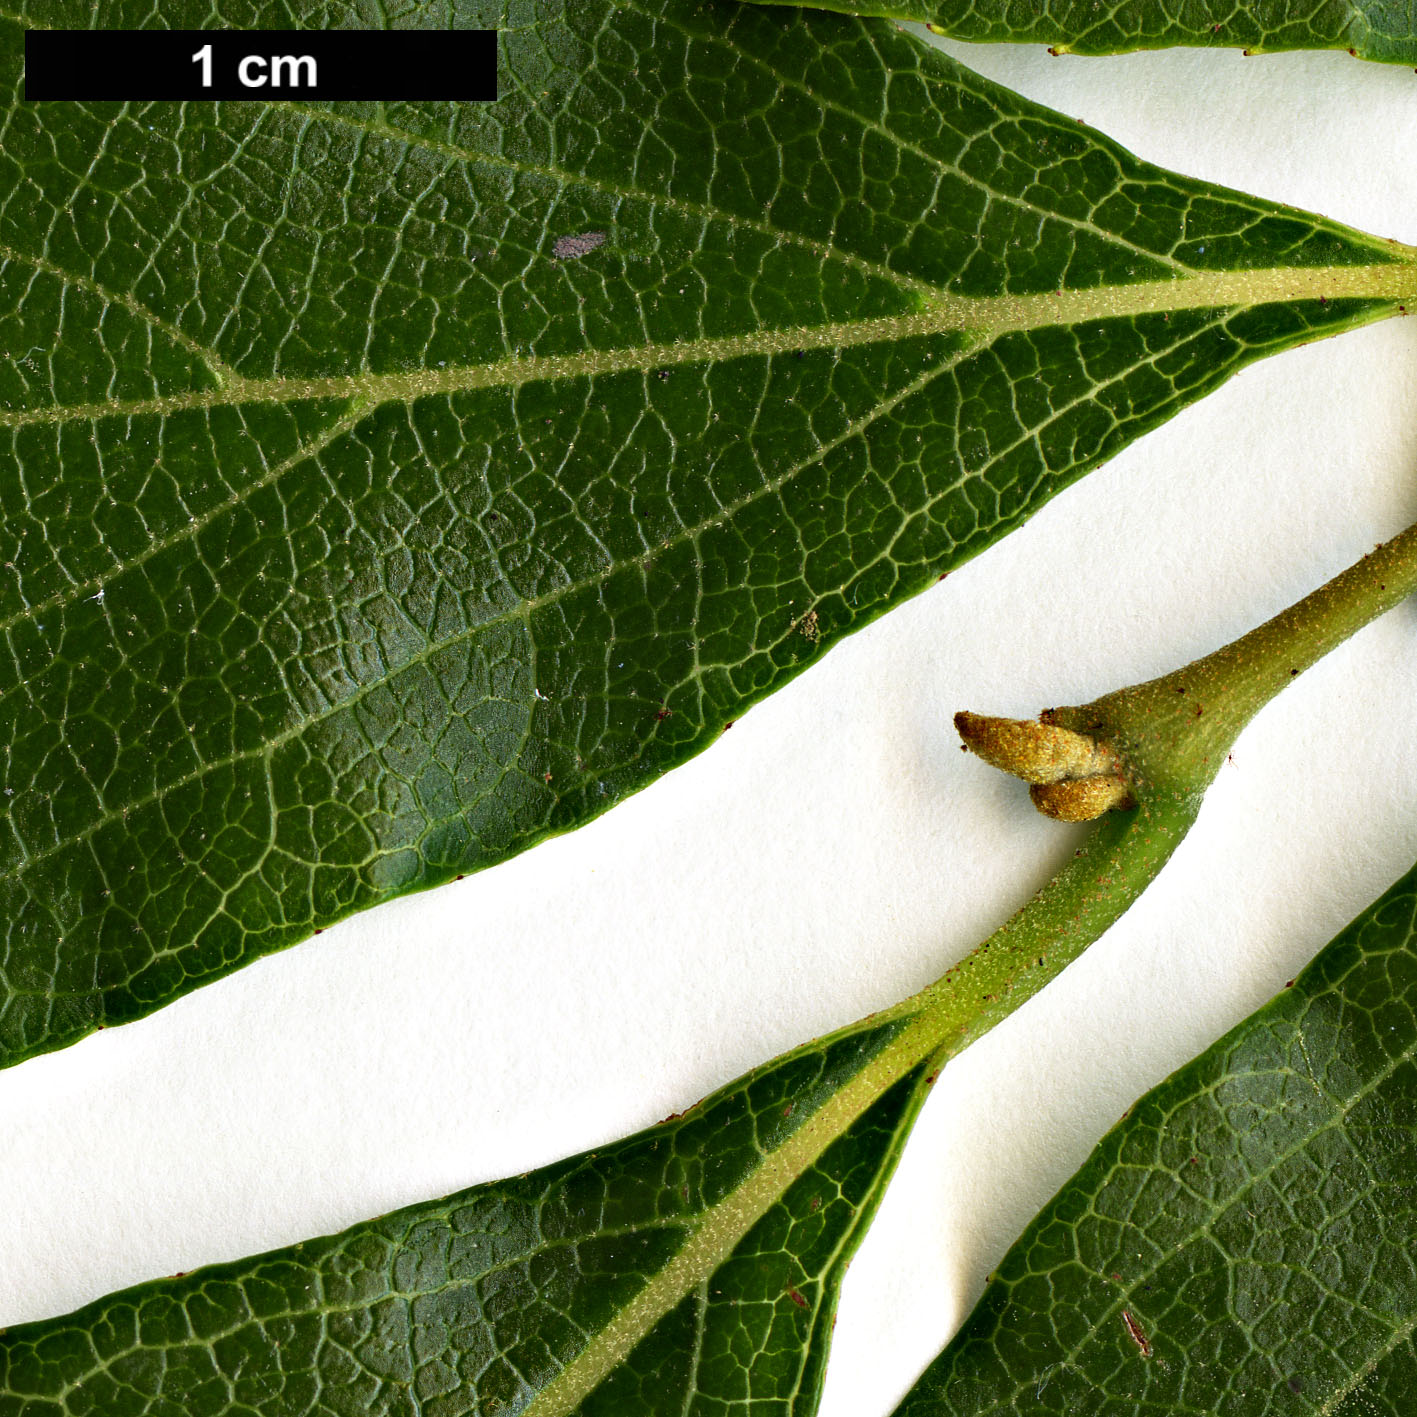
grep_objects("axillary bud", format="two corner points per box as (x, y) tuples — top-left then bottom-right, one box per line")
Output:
(953, 711), (1118, 784)
(954, 711), (1135, 821)
(1030, 775), (1134, 821)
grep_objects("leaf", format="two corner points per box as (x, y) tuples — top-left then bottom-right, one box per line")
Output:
(3, 0), (1414, 1071)
(891, 858), (1417, 1415)
(0, 1007), (946, 1415)
(750, 0), (1417, 65)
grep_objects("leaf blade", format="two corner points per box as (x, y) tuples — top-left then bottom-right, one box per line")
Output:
(2, 0), (1414, 1067)
(891, 860), (1417, 1415)
(0, 1013), (938, 1416)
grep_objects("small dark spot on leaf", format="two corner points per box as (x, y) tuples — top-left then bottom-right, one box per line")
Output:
(1288, 1377), (1303, 1394)
(787, 1288), (808, 1309)
(722, 720), (734, 732)
(1285, 979), (1295, 988)
(656, 368), (672, 380)
(1290, 668), (1299, 676)
(655, 707), (672, 721)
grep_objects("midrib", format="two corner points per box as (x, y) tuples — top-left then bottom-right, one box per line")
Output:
(1, 263), (1410, 431)
(517, 1010), (949, 1417)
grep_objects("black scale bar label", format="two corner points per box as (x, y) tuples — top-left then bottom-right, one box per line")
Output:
(25, 29), (498, 101)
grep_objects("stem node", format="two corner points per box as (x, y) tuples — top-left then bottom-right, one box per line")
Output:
(954, 710), (1134, 820)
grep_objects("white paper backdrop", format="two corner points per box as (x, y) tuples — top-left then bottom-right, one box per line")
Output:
(2, 27), (1415, 1417)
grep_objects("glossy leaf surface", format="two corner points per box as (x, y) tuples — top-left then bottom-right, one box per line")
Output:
(0, 1012), (938, 1415)
(753, 0), (1417, 64)
(3, 0), (1415, 1069)
(893, 858), (1417, 1415)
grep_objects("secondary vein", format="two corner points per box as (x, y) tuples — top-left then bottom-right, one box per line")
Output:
(0, 337), (972, 892)
(254, 99), (946, 304)
(0, 240), (237, 383)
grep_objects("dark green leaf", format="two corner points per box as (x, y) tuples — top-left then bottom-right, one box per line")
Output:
(0, 1011), (941, 1415)
(3, 0), (1414, 1069)
(751, 0), (1417, 65)
(892, 858), (1417, 1415)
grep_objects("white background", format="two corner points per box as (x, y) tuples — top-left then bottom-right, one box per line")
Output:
(3, 29), (1417, 1417)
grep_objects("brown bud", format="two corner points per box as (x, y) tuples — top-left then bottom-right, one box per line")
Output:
(953, 711), (1120, 785)
(1029, 775), (1135, 822)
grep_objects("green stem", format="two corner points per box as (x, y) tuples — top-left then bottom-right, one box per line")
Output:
(888, 516), (1417, 1067)
(1050, 522), (1417, 800)
(880, 799), (1195, 1044)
